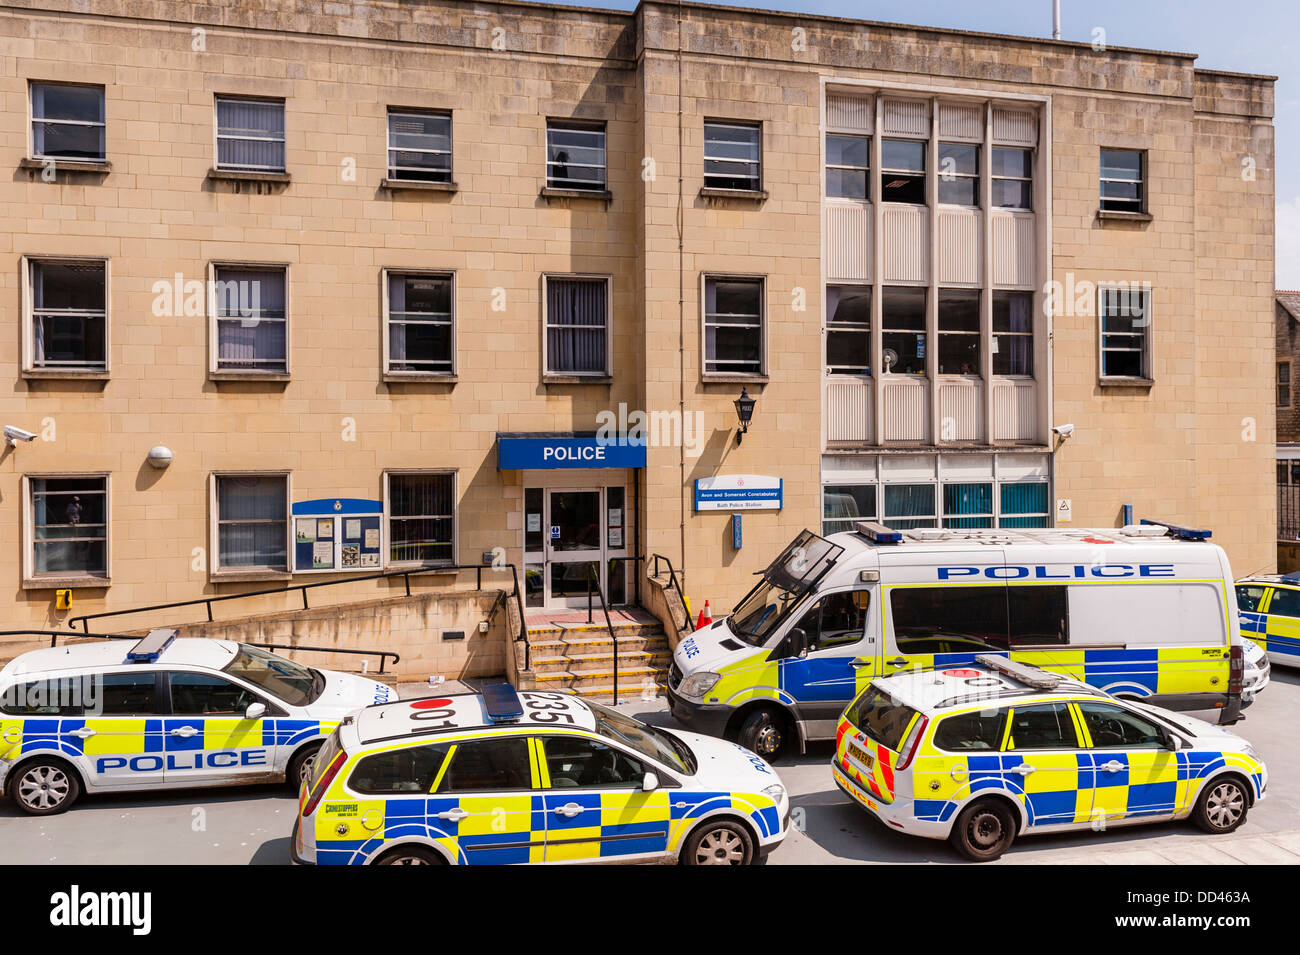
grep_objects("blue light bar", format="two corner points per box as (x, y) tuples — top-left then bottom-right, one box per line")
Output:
(1140, 519), (1212, 541)
(126, 628), (177, 663)
(1281, 571), (1300, 584)
(855, 521), (902, 545)
(482, 683), (524, 723)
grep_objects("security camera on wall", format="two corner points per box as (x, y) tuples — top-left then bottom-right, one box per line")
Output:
(3, 426), (36, 446)
(1052, 423), (1075, 439)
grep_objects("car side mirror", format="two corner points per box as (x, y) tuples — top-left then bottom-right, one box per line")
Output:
(641, 771), (660, 792)
(787, 628), (809, 659)
(1164, 732), (1184, 751)
(244, 701), (266, 720)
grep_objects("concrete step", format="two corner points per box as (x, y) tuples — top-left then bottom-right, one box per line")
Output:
(573, 683), (669, 703)
(528, 634), (669, 657)
(534, 665), (669, 693)
(531, 648), (672, 674)
(527, 621), (665, 640)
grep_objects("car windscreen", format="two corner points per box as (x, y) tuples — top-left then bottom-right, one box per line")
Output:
(849, 685), (920, 753)
(223, 643), (318, 707)
(587, 700), (695, 774)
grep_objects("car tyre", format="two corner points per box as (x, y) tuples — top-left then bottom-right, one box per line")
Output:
(949, 798), (1017, 862)
(1192, 776), (1249, 834)
(737, 709), (787, 760)
(287, 742), (323, 792)
(376, 845), (445, 866)
(10, 758), (80, 815)
(681, 819), (755, 866)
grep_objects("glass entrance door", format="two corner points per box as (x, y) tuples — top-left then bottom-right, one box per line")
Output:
(547, 489), (602, 607)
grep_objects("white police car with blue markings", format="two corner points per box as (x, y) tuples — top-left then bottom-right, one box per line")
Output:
(0, 629), (393, 814)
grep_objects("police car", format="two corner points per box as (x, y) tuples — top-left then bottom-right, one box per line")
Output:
(0, 629), (394, 814)
(1236, 574), (1300, 668)
(292, 684), (790, 865)
(832, 656), (1267, 861)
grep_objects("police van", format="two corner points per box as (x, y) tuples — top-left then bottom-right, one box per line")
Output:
(833, 656), (1266, 861)
(667, 522), (1244, 758)
(0, 629), (393, 814)
(293, 684), (789, 866)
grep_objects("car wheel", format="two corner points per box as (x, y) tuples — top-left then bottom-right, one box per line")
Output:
(1193, 777), (1249, 834)
(10, 759), (80, 815)
(376, 845), (445, 866)
(949, 799), (1017, 862)
(681, 820), (755, 866)
(287, 742), (323, 791)
(737, 709), (787, 760)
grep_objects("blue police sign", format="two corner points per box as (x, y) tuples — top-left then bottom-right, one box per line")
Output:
(498, 434), (646, 470)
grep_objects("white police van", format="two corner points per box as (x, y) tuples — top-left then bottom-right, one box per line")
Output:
(0, 629), (393, 814)
(667, 521), (1244, 758)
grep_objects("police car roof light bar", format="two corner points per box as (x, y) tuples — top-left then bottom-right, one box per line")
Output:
(1282, 571), (1300, 584)
(1139, 518), (1212, 541)
(126, 628), (179, 663)
(974, 654), (1063, 690)
(855, 521), (902, 545)
(482, 683), (525, 723)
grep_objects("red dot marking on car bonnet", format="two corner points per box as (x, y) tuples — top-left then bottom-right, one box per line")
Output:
(942, 668), (982, 678)
(411, 698), (453, 709)
(1082, 538), (1114, 544)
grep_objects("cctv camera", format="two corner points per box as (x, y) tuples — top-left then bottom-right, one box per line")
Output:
(3, 426), (36, 445)
(1051, 423), (1075, 438)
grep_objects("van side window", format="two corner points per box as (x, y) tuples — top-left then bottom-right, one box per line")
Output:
(1235, 585), (1266, 613)
(1076, 702), (1166, 749)
(349, 744), (449, 794)
(438, 737), (532, 792)
(1266, 587), (1300, 619)
(1008, 703), (1078, 750)
(889, 586), (1010, 653)
(1008, 586), (1068, 646)
(932, 708), (1009, 751)
(792, 589), (870, 652)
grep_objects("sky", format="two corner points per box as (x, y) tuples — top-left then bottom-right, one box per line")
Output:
(553, 0), (1299, 288)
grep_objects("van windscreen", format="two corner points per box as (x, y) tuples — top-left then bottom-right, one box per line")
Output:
(849, 686), (920, 753)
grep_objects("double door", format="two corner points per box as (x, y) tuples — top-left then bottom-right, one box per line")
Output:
(524, 486), (628, 609)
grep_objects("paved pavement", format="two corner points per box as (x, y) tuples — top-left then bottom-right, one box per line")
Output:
(1, 669), (1297, 865)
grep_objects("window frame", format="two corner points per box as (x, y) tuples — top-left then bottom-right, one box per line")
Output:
(937, 288), (982, 377)
(213, 94), (287, 174)
(881, 285), (927, 376)
(209, 471), (292, 579)
(1006, 702), (1080, 751)
(880, 137), (927, 205)
(541, 273), (613, 379)
(701, 273), (767, 379)
(384, 469), (458, 569)
(1279, 361), (1292, 408)
(936, 141), (980, 208)
(1099, 147), (1146, 214)
(702, 119), (763, 193)
(1097, 283), (1153, 383)
(435, 735), (537, 794)
(207, 261), (291, 378)
(992, 290), (1034, 378)
(825, 132), (870, 201)
(545, 119), (608, 192)
(21, 255), (111, 377)
(386, 107), (453, 184)
(825, 284), (872, 376)
(28, 80), (107, 164)
(23, 472), (111, 587)
(382, 268), (457, 379)
(821, 483), (878, 536)
(991, 146), (1034, 211)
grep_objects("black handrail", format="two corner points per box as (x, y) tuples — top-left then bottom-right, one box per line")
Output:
(585, 564), (619, 704)
(245, 643), (401, 675)
(651, 553), (693, 633)
(0, 629), (130, 648)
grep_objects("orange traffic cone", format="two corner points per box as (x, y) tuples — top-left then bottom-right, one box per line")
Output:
(695, 600), (713, 629)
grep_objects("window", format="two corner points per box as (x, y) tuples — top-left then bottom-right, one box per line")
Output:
(438, 737), (532, 792)
(94, 673), (159, 715)
(704, 276), (763, 375)
(1266, 587), (1300, 619)
(1099, 285), (1151, 380)
(0, 677), (90, 716)
(215, 96), (285, 172)
(849, 686), (920, 752)
(938, 289), (980, 375)
(387, 272), (453, 374)
(212, 266), (287, 374)
(1235, 585), (1266, 613)
(1008, 586), (1068, 646)
(889, 586), (1010, 653)
(822, 484), (876, 536)
(544, 276), (609, 375)
(28, 259), (107, 371)
(168, 672), (259, 716)
(1278, 462), (1289, 485)
(388, 472), (455, 565)
(350, 745), (449, 794)
(937, 143), (978, 206)
(1076, 702), (1166, 749)
(826, 133), (869, 199)
(387, 109), (451, 183)
(881, 138), (925, 204)
(30, 476), (108, 577)
(542, 736), (644, 789)
(790, 590), (870, 652)
(31, 83), (105, 161)
(1280, 362), (1291, 407)
(942, 482), (992, 528)
(546, 120), (606, 191)
(993, 291), (1033, 376)
(215, 474), (288, 571)
(999, 482), (1049, 528)
(1099, 148), (1145, 213)
(991, 147), (1032, 209)
(1008, 703), (1078, 749)
(825, 286), (871, 374)
(933, 709), (1008, 752)
(703, 121), (761, 191)
(881, 286), (926, 374)
(883, 483), (936, 530)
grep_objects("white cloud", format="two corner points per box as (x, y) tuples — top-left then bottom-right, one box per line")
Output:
(1277, 195), (1300, 290)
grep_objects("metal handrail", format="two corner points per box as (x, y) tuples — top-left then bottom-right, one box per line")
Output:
(650, 553), (692, 633)
(584, 564), (619, 704)
(0, 628), (130, 648)
(244, 643), (401, 674)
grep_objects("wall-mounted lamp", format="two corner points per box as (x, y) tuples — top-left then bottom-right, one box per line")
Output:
(734, 387), (756, 444)
(147, 445), (174, 469)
